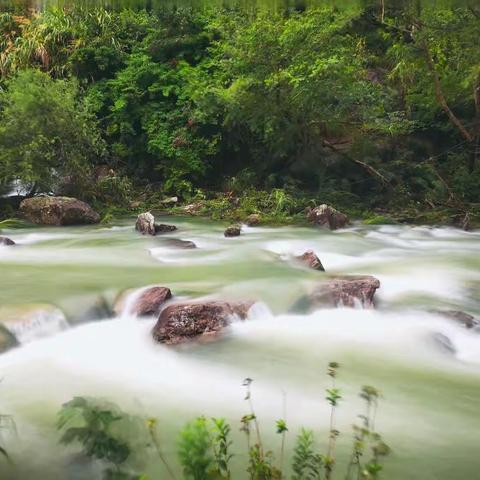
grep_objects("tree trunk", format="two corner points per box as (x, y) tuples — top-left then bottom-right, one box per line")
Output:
(420, 39), (474, 143)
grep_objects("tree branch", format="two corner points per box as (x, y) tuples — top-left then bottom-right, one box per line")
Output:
(322, 140), (390, 187)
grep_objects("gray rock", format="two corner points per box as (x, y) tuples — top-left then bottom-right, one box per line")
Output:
(135, 212), (156, 235)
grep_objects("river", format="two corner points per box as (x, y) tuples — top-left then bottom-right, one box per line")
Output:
(0, 217), (479, 479)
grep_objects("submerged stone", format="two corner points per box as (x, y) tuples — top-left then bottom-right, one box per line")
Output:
(0, 304), (68, 344)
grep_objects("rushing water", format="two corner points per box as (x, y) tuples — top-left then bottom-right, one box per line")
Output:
(0, 217), (479, 479)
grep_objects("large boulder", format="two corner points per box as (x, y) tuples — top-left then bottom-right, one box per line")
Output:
(0, 236), (15, 246)
(307, 204), (348, 230)
(20, 196), (100, 226)
(0, 304), (68, 343)
(294, 250), (325, 271)
(224, 225), (241, 237)
(152, 300), (253, 344)
(293, 275), (380, 311)
(135, 212), (156, 235)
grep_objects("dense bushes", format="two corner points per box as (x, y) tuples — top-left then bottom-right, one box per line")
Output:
(0, 2), (479, 222)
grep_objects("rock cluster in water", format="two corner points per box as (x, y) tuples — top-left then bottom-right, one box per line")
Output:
(20, 196), (100, 226)
(135, 212), (177, 236)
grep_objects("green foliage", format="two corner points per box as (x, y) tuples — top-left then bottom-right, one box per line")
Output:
(210, 418), (233, 480)
(178, 416), (213, 480)
(57, 396), (147, 479)
(52, 364), (391, 480)
(1, 3), (478, 220)
(291, 429), (322, 480)
(0, 69), (106, 195)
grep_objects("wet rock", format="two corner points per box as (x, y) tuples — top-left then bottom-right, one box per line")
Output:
(224, 225), (241, 237)
(0, 304), (68, 343)
(132, 287), (172, 317)
(152, 300), (253, 344)
(0, 324), (18, 354)
(245, 214), (261, 226)
(306, 204), (348, 230)
(20, 196), (100, 226)
(293, 275), (380, 311)
(154, 223), (177, 234)
(183, 202), (204, 215)
(164, 238), (197, 249)
(113, 286), (172, 317)
(434, 310), (478, 329)
(0, 236), (15, 246)
(295, 250), (325, 271)
(135, 212), (156, 235)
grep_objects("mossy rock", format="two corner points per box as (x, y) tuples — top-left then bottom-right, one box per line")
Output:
(363, 215), (398, 225)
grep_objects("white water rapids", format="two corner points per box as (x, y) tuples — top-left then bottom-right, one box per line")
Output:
(0, 218), (479, 479)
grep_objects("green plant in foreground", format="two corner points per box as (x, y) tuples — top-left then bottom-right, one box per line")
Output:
(57, 397), (139, 480)
(178, 416), (213, 480)
(346, 386), (391, 480)
(55, 365), (390, 480)
(324, 362), (342, 479)
(291, 429), (323, 480)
